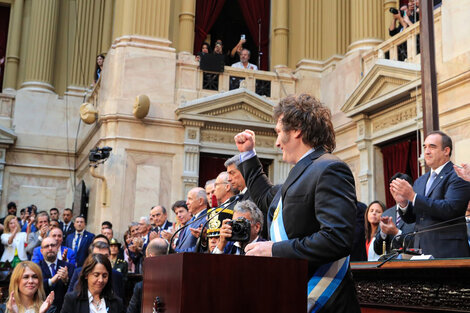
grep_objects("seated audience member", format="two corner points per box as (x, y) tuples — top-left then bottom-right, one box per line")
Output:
(6, 261), (54, 313)
(68, 241), (124, 299)
(213, 200), (264, 255)
(65, 215), (95, 267)
(0, 201), (19, 225)
(174, 187), (208, 253)
(61, 254), (123, 313)
(391, 131), (470, 258)
(49, 208), (60, 223)
(127, 238), (168, 313)
(32, 227), (76, 265)
(26, 211), (51, 259)
(195, 42), (211, 61)
(61, 208), (74, 239)
(374, 173), (416, 255)
(231, 49), (258, 70)
(94, 54), (105, 83)
(1, 215), (29, 262)
(39, 237), (74, 312)
(109, 238), (128, 282)
(365, 201), (385, 261)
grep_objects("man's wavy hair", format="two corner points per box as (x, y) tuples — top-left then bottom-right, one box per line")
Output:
(273, 94), (336, 152)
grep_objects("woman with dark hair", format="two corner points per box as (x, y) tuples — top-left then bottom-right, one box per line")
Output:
(5, 261), (54, 313)
(364, 201), (385, 261)
(94, 54), (105, 83)
(195, 42), (211, 61)
(60, 254), (123, 313)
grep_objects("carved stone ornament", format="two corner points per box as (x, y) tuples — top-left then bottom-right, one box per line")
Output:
(133, 94), (150, 119)
(80, 103), (98, 124)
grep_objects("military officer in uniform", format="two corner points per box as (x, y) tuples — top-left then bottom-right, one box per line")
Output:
(109, 237), (128, 283)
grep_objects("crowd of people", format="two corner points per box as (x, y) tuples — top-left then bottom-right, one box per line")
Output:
(1, 91), (469, 312)
(196, 36), (258, 70)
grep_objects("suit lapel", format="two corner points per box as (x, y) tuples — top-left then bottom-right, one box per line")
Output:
(281, 148), (325, 200)
(40, 260), (52, 278)
(426, 162), (453, 197)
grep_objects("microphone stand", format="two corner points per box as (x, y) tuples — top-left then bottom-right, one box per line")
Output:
(166, 210), (210, 255)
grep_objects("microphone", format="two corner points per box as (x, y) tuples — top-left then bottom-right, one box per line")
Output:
(402, 213), (470, 252)
(194, 206), (233, 253)
(166, 210), (210, 255)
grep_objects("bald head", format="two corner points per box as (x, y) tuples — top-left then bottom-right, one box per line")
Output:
(146, 238), (168, 257)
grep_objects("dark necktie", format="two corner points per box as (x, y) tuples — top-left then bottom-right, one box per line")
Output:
(74, 233), (81, 252)
(50, 263), (56, 276)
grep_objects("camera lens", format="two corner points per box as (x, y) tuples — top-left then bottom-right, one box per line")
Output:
(232, 224), (241, 233)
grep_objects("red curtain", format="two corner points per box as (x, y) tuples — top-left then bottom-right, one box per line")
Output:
(408, 139), (419, 181)
(193, 0), (226, 55)
(237, 0), (270, 70)
(381, 141), (411, 208)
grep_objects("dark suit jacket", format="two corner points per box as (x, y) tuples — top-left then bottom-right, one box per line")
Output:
(40, 259), (75, 312)
(350, 202), (367, 261)
(399, 161), (470, 258)
(68, 266), (124, 299)
(240, 150), (359, 312)
(65, 230), (94, 267)
(60, 291), (124, 313)
(373, 206), (415, 255)
(62, 222), (75, 241)
(126, 281), (142, 313)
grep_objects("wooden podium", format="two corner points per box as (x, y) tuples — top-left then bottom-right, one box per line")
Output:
(142, 253), (307, 313)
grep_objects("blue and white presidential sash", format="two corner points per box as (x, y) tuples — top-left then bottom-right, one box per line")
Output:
(270, 197), (350, 313)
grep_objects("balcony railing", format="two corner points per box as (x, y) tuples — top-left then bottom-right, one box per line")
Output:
(363, 7), (442, 72)
(176, 54), (296, 104)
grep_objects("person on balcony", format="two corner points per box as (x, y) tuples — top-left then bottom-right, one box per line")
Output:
(389, 5), (409, 37)
(231, 49), (258, 71)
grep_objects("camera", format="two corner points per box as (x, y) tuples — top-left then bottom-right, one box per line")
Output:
(89, 146), (112, 163)
(389, 7), (399, 14)
(227, 217), (251, 242)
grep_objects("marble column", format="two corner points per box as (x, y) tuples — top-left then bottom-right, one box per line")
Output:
(349, 0), (384, 52)
(22, 0), (60, 92)
(178, 0), (196, 53)
(272, 0), (289, 68)
(3, 0), (24, 93)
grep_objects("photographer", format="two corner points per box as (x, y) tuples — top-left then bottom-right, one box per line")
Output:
(212, 200), (264, 255)
(389, 5), (408, 37)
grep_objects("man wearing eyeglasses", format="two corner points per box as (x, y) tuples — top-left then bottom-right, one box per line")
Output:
(39, 237), (75, 312)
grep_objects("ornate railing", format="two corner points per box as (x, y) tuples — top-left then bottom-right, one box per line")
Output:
(363, 7), (442, 71)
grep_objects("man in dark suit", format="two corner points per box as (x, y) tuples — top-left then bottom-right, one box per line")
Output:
(390, 131), (470, 258)
(39, 237), (74, 312)
(234, 94), (359, 312)
(65, 215), (94, 267)
(61, 208), (75, 240)
(68, 241), (124, 299)
(174, 187), (207, 252)
(213, 200), (264, 255)
(149, 205), (173, 232)
(32, 227), (76, 265)
(374, 173), (416, 255)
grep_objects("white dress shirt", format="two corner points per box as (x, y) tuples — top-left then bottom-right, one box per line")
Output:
(88, 291), (107, 313)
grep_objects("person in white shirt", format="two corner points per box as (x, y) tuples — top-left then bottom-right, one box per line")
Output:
(231, 49), (258, 70)
(1, 215), (29, 261)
